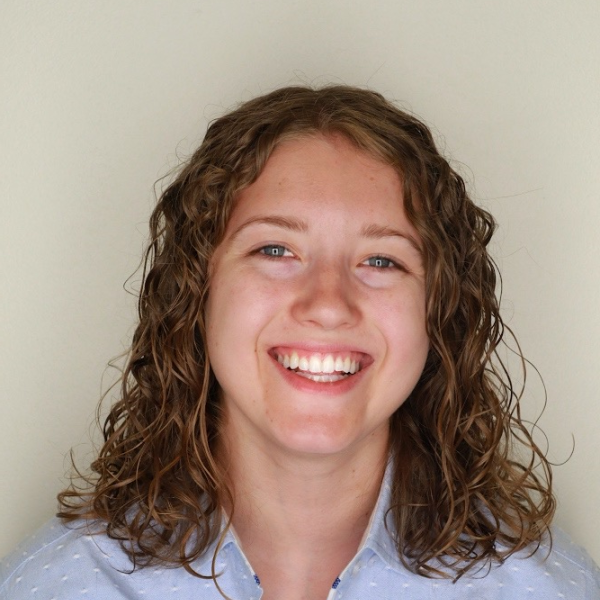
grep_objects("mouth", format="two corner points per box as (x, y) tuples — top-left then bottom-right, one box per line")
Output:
(270, 347), (368, 383)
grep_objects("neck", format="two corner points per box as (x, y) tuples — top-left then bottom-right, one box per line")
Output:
(218, 430), (389, 595)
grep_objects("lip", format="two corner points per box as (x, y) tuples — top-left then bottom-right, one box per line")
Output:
(268, 344), (373, 395)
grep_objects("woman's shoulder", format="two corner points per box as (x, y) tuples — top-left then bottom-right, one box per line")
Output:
(0, 517), (132, 599)
(0, 518), (174, 600)
(1, 518), (85, 578)
(545, 526), (598, 567)
(526, 526), (600, 593)
(360, 519), (600, 599)
(0, 517), (252, 600)
(442, 526), (600, 599)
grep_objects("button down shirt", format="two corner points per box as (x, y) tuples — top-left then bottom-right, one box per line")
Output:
(2, 467), (600, 599)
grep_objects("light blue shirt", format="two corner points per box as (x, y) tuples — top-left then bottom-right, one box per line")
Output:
(2, 468), (599, 599)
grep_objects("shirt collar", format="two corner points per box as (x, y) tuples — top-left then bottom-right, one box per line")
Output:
(192, 515), (261, 588)
(359, 456), (405, 573)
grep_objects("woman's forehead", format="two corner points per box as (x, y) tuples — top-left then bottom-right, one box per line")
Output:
(221, 134), (420, 246)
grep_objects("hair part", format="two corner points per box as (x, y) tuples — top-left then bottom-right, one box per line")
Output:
(58, 85), (554, 582)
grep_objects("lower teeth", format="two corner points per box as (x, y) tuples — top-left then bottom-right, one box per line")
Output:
(292, 370), (349, 383)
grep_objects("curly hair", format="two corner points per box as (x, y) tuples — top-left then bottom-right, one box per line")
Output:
(58, 85), (554, 582)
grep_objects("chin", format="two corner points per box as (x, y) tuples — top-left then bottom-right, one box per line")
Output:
(268, 416), (377, 458)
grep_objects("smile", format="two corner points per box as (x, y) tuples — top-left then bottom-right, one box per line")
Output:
(272, 349), (364, 383)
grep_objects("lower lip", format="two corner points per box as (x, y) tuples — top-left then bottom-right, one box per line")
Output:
(271, 356), (367, 395)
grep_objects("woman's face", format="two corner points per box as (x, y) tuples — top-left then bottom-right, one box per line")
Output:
(206, 135), (429, 460)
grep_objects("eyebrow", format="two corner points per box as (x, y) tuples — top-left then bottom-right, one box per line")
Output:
(360, 223), (422, 253)
(229, 215), (309, 240)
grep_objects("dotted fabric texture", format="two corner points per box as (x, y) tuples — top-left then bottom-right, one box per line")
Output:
(2, 469), (599, 599)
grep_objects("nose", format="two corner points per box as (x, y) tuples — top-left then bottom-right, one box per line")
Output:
(290, 262), (360, 330)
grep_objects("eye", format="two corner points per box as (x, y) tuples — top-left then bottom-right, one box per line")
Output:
(258, 244), (293, 258)
(363, 256), (399, 269)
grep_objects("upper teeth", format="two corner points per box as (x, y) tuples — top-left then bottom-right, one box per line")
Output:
(276, 352), (359, 375)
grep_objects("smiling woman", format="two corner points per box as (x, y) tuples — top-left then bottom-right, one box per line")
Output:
(1, 86), (599, 600)
(206, 135), (429, 462)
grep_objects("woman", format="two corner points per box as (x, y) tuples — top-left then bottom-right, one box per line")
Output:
(1, 86), (599, 599)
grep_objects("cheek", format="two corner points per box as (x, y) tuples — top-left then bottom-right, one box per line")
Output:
(377, 289), (429, 363)
(206, 268), (283, 363)
(376, 282), (427, 329)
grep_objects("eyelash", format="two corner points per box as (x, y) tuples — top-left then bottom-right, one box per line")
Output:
(256, 245), (403, 271)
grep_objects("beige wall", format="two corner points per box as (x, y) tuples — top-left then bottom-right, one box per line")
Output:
(2, 1), (599, 562)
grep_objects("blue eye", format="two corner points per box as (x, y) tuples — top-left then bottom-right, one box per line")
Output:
(365, 256), (396, 269)
(259, 245), (290, 257)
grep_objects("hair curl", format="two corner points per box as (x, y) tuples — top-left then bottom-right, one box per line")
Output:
(58, 85), (554, 582)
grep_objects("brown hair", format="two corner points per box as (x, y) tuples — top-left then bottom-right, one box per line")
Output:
(58, 85), (554, 580)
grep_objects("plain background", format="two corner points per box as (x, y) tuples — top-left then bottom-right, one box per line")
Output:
(1, 1), (599, 563)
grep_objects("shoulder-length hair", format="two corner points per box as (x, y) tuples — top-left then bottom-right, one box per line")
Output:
(59, 85), (554, 580)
